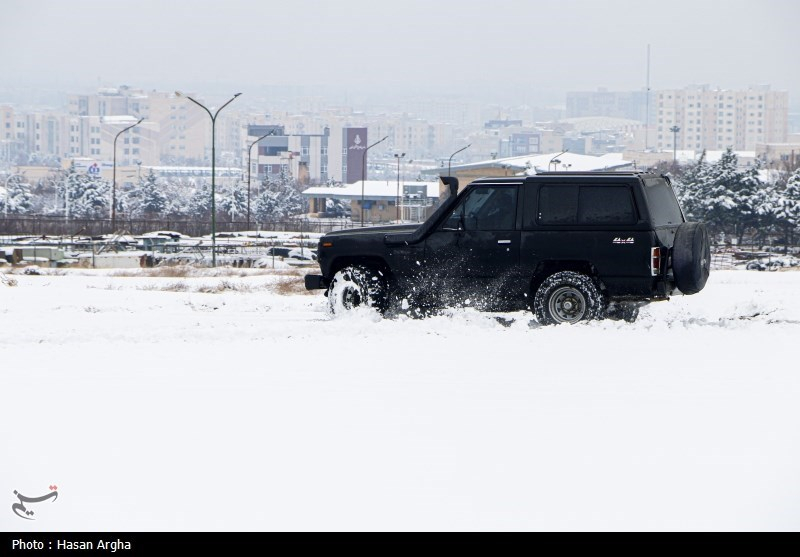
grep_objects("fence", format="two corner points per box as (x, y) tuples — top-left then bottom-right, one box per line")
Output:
(710, 244), (800, 270)
(0, 216), (358, 237)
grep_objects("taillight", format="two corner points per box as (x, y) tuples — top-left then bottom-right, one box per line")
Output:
(651, 247), (661, 277)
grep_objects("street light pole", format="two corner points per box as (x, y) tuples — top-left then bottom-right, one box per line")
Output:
(669, 125), (681, 164)
(177, 91), (241, 267)
(549, 150), (568, 172)
(394, 152), (405, 221)
(112, 117), (144, 232)
(447, 144), (471, 177)
(247, 129), (277, 230)
(360, 135), (388, 227)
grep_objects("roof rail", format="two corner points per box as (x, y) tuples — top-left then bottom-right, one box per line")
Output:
(534, 171), (645, 176)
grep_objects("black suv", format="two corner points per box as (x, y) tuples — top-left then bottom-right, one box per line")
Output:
(305, 172), (710, 324)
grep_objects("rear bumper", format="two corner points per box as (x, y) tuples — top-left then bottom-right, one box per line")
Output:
(304, 274), (328, 291)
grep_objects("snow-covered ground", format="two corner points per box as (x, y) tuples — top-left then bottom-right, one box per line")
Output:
(2, 267), (799, 531)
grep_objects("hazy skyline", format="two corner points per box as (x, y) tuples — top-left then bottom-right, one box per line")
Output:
(1, 0), (798, 107)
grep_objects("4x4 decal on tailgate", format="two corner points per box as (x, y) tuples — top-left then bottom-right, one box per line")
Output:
(613, 237), (635, 244)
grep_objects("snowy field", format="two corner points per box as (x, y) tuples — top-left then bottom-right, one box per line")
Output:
(2, 267), (800, 532)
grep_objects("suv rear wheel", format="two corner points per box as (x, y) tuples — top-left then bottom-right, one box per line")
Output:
(533, 271), (605, 325)
(327, 265), (388, 315)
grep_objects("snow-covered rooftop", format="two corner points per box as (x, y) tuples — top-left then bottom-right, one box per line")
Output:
(302, 180), (440, 200)
(421, 152), (633, 176)
(560, 116), (644, 131)
(100, 115), (141, 125)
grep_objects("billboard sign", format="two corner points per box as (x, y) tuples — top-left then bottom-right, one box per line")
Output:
(344, 127), (367, 184)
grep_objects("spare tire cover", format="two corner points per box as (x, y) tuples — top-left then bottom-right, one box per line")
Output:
(672, 222), (710, 295)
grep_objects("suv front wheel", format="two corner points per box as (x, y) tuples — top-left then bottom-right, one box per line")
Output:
(327, 265), (388, 315)
(533, 271), (605, 325)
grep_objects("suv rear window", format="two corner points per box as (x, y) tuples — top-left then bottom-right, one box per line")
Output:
(536, 185), (636, 226)
(643, 177), (684, 225)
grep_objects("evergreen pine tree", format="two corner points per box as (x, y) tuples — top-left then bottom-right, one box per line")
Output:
(219, 180), (247, 221)
(187, 180), (212, 219)
(1, 175), (33, 214)
(253, 175), (307, 222)
(776, 168), (800, 243)
(139, 170), (168, 218)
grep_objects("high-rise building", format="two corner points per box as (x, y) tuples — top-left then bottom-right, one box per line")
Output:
(65, 87), (227, 166)
(655, 85), (788, 152)
(567, 89), (651, 122)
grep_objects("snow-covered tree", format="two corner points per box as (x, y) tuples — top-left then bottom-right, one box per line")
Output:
(53, 163), (110, 219)
(673, 149), (775, 242)
(186, 180), (212, 219)
(775, 168), (800, 243)
(219, 180), (247, 221)
(253, 175), (307, 222)
(0, 175), (33, 214)
(673, 151), (711, 222)
(138, 170), (168, 218)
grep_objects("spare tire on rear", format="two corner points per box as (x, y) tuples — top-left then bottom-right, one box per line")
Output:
(672, 222), (710, 295)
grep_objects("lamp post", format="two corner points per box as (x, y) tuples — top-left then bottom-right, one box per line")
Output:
(669, 125), (681, 164)
(246, 129), (277, 230)
(112, 117), (144, 232)
(549, 150), (568, 172)
(447, 144), (471, 177)
(360, 135), (388, 227)
(394, 152), (405, 221)
(177, 91), (241, 267)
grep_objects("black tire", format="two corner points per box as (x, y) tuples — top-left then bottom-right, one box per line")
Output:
(673, 222), (710, 295)
(327, 265), (388, 315)
(533, 271), (605, 325)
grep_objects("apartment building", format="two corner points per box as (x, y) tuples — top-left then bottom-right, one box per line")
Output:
(655, 85), (788, 152)
(567, 89), (651, 122)
(0, 106), (71, 163)
(1, 104), (22, 163)
(65, 87), (232, 166)
(246, 125), (331, 185)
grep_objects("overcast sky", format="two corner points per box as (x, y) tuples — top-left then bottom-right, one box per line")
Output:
(1, 0), (797, 106)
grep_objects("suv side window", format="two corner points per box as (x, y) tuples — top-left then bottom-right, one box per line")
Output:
(536, 184), (636, 225)
(537, 185), (578, 225)
(578, 186), (636, 224)
(443, 186), (518, 231)
(643, 177), (684, 225)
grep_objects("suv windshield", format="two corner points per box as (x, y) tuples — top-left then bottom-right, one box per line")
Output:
(643, 177), (684, 226)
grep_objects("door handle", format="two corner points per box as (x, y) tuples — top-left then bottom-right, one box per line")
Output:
(497, 240), (511, 245)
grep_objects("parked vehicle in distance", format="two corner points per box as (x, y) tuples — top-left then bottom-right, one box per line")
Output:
(305, 173), (710, 324)
(264, 246), (292, 258)
(287, 248), (316, 261)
